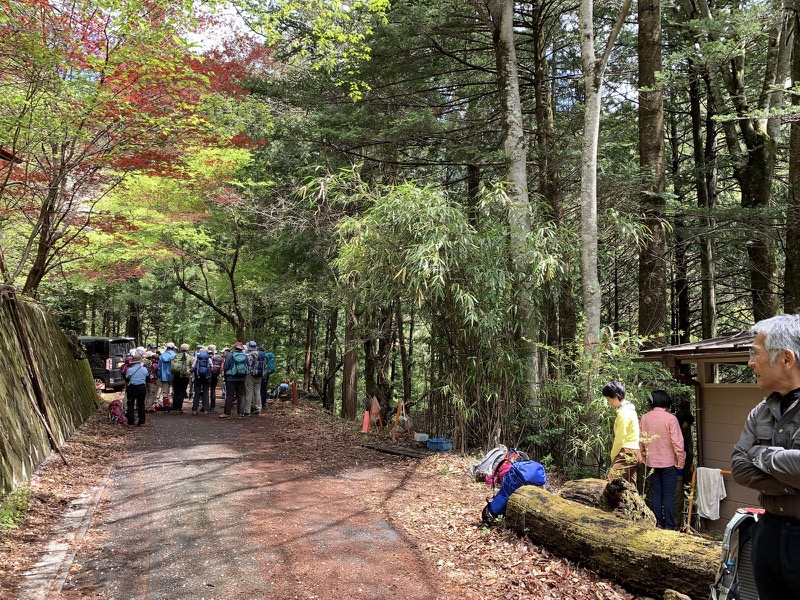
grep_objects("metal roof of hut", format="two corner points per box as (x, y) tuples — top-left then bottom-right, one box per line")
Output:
(639, 330), (754, 365)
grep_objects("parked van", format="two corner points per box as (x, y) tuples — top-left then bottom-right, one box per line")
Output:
(79, 336), (135, 392)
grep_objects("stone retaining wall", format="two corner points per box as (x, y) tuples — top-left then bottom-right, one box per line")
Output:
(0, 296), (98, 495)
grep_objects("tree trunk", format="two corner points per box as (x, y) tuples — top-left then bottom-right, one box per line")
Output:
(125, 298), (140, 344)
(578, 0), (602, 346)
(324, 308), (338, 411)
(341, 307), (358, 420)
(506, 485), (719, 600)
(668, 106), (691, 345)
(637, 0), (667, 344)
(395, 303), (411, 404)
(786, 9), (800, 312)
(690, 0), (788, 322)
(578, 0), (632, 344)
(304, 305), (313, 389)
(689, 68), (718, 339)
(486, 0), (537, 393)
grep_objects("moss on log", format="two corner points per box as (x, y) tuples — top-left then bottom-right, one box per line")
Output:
(560, 478), (655, 524)
(506, 485), (719, 600)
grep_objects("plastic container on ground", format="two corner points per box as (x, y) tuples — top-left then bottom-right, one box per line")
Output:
(427, 438), (454, 451)
(413, 432), (429, 442)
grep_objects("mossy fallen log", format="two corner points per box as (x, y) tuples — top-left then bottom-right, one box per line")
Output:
(560, 477), (655, 524)
(506, 485), (719, 600)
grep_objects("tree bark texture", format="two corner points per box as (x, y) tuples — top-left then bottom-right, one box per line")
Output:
(304, 305), (313, 389)
(487, 0), (538, 393)
(341, 307), (358, 420)
(786, 9), (800, 312)
(506, 485), (719, 600)
(324, 308), (338, 411)
(578, 0), (602, 345)
(689, 0), (788, 322)
(688, 68), (717, 339)
(637, 0), (667, 344)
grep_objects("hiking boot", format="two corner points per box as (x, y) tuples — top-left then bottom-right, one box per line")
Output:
(199, 409), (207, 415)
(238, 414), (246, 418)
(219, 413), (230, 419)
(192, 410), (198, 415)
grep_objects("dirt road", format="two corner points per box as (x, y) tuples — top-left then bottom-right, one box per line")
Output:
(46, 404), (439, 599)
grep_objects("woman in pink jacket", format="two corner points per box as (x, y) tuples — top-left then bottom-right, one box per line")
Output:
(640, 390), (686, 529)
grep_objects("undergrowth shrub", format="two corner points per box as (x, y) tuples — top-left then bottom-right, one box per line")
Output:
(0, 486), (31, 531)
(518, 330), (691, 478)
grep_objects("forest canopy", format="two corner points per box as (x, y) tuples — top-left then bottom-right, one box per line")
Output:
(1, 0), (790, 475)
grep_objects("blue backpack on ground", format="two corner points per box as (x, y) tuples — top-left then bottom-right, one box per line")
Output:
(195, 351), (211, 379)
(482, 460), (549, 525)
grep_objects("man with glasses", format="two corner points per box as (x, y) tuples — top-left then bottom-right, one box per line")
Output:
(732, 314), (800, 600)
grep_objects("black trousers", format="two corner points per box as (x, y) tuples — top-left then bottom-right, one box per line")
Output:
(126, 384), (146, 425)
(751, 512), (800, 600)
(224, 380), (246, 416)
(192, 377), (210, 412)
(172, 375), (190, 411)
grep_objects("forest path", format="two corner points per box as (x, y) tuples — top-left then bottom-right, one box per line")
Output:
(53, 403), (439, 599)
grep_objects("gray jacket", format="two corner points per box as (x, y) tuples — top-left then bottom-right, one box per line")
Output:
(731, 391), (800, 518)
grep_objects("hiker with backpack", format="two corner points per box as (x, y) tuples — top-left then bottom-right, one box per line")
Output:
(187, 344), (202, 403)
(143, 351), (160, 410)
(270, 378), (291, 399)
(157, 342), (176, 400)
(260, 349), (276, 409)
(124, 352), (149, 426)
(191, 346), (213, 415)
(207, 344), (223, 412)
(169, 343), (192, 414)
(220, 342), (248, 418)
(244, 340), (266, 417)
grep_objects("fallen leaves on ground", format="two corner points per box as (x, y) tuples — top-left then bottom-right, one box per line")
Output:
(0, 397), (653, 600)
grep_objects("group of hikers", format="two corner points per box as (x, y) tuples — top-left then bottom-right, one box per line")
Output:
(119, 340), (292, 427)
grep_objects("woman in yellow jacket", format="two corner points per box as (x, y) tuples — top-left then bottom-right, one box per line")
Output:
(602, 380), (641, 485)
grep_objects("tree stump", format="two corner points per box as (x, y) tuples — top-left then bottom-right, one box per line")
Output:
(560, 477), (655, 524)
(506, 485), (719, 599)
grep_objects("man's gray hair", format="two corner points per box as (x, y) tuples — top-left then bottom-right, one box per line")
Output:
(750, 314), (800, 364)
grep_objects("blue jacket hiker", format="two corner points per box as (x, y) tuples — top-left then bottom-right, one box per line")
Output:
(158, 345), (176, 382)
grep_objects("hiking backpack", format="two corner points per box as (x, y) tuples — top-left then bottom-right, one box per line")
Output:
(171, 352), (190, 377)
(469, 445), (530, 485)
(486, 448), (529, 487)
(210, 354), (223, 376)
(108, 399), (128, 425)
(482, 460), (548, 525)
(226, 352), (249, 376)
(709, 508), (762, 600)
(194, 351), (211, 379)
(266, 352), (276, 375)
(249, 351), (266, 377)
